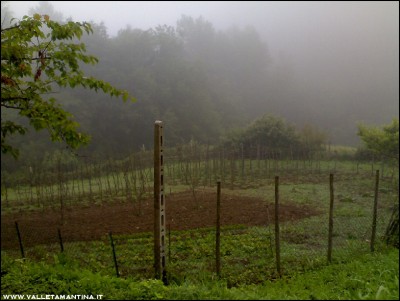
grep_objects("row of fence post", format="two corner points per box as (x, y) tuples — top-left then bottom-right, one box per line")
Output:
(13, 222), (121, 278)
(215, 171), (380, 277)
(12, 170), (381, 280)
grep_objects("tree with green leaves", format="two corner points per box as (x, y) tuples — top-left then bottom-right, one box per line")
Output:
(222, 114), (328, 159)
(299, 123), (327, 157)
(358, 118), (399, 248)
(1, 13), (135, 158)
(222, 114), (301, 156)
(357, 118), (399, 163)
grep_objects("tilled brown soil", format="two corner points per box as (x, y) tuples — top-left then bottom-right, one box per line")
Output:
(1, 190), (320, 249)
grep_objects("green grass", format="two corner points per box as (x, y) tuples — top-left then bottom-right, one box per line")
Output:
(1, 157), (398, 299)
(1, 213), (393, 286)
(1, 248), (398, 300)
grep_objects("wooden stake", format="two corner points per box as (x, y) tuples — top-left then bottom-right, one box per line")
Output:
(216, 181), (221, 276)
(154, 120), (167, 284)
(327, 173), (334, 263)
(370, 170), (379, 252)
(275, 176), (281, 276)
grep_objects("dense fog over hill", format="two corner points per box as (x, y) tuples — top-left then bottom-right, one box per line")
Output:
(2, 1), (399, 161)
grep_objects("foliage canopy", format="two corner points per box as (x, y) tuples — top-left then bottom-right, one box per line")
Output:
(357, 118), (399, 162)
(1, 13), (135, 158)
(223, 114), (327, 158)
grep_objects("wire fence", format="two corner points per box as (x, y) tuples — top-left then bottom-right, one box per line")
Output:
(1, 156), (397, 284)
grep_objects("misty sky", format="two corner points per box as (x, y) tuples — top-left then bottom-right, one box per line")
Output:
(6, 1), (399, 123)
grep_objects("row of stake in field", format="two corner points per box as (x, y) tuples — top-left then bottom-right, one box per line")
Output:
(0, 141), (394, 214)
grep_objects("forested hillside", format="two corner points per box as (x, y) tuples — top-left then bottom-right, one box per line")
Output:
(2, 2), (398, 169)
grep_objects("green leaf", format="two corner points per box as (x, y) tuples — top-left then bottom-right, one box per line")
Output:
(1, 14), (135, 159)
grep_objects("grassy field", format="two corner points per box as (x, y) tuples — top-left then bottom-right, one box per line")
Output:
(1, 243), (398, 300)
(1, 156), (398, 300)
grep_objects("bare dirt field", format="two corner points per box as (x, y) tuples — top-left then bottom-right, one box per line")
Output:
(1, 190), (320, 249)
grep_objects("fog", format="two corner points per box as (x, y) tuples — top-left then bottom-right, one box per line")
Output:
(7, 2), (398, 76)
(5, 1), (399, 146)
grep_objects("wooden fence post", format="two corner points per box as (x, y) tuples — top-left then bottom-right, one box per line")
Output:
(154, 120), (167, 284)
(327, 173), (334, 263)
(57, 228), (64, 253)
(109, 231), (119, 277)
(275, 176), (281, 276)
(15, 221), (25, 258)
(216, 181), (221, 277)
(370, 170), (379, 252)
